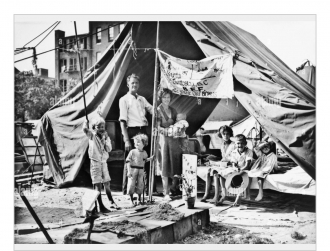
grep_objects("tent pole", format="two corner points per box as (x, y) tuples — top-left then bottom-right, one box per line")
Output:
(149, 21), (160, 202)
(74, 21), (89, 123)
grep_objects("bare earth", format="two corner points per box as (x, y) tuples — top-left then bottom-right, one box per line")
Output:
(14, 183), (315, 244)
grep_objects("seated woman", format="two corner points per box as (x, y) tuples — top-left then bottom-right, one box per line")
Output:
(245, 141), (277, 201)
(201, 125), (236, 203)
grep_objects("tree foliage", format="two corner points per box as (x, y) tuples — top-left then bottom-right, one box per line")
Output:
(15, 73), (62, 121)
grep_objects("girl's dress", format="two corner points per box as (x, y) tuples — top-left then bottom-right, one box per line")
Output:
(156, 104), (182, 177)
(247, 152), (277, 178)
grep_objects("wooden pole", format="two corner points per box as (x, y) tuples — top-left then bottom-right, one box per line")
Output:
(15, 181), (54, 244)
(74, 21), (89, 123)
(149, 22), (160, 202)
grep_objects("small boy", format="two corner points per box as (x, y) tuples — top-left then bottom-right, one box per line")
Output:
(83, 116), (118, 213)
(217, 134), (254, 205)
(126, 134), (153, 206)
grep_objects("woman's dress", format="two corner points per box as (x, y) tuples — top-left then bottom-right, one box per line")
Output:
(156, 105), (182, 177)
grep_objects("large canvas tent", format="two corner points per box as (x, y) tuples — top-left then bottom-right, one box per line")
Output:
(37, 21), (315, 187)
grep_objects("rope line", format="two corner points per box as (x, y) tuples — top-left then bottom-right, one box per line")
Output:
(35, 21), (61, 48)
(23, 21), (59, 47)
(15, 22), (126, 64)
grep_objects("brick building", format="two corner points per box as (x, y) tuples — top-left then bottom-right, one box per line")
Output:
(54, 22), (125, 94)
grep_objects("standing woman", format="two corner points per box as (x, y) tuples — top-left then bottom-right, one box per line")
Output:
(156, 88), (182, 200)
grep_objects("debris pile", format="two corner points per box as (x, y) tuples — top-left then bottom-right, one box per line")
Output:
(93, 220), (147, 238)
(64, 227), (88, 243)
(291, 230), (307, 240)
(146, 202), (184, 221)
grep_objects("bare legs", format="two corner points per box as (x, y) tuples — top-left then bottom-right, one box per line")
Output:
(210, 174), (220, 203)
(201, 169), (221, 203)
(255, 178), (264, 201)
(162, 176), (170, 195)
(245, 177), (252, 200)
(104, 181), (119, 209)
(245, 177), (264, 201)
(217, 176), (226, 205)
(94, 183), (110, 213)
(201, 169), (212, 202)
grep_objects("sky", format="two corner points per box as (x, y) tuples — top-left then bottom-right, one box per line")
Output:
(14, 16), (316, 78)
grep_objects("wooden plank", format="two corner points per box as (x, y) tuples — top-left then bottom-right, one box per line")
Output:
(16, 176), (43, 183)
(77, 189), (100, 217)
(21, 137), (42, 147)
(23, 147), (45, 155)
(172, 215), (193, 241)
(15, 171), (43, 179)
(27, 156), (45, 165)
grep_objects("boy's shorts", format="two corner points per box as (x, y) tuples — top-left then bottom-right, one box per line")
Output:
(90, 160), (111, 184)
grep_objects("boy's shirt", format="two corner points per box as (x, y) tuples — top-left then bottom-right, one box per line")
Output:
(119, 93), (153, 127)
(126, 149), (148, 168)
(83, 122), (112, 163)
(228, 147), (254, 168)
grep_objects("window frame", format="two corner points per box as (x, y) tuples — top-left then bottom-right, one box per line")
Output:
(108, 26), (114, 42)
(96, 27), (102, 44)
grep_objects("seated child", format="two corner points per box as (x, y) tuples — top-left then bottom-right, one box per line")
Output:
(168, 113), (189, 138)
(83, 116), (119, 213)
(245, 141), (277, 201)
(126, 133), (154, 206)
(201, 125), (236, 203)
(217, 134), (254, 206)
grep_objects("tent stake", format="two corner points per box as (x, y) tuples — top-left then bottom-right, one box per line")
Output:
(74, 21), (89, 123)
(149, 21), (160, 202)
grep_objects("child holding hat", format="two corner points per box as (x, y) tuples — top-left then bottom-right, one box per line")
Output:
(217, 134), (254, 205)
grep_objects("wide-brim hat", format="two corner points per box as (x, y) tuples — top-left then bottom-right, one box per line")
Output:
(255, 141), (271, 151)
(225, 171), (249, 195)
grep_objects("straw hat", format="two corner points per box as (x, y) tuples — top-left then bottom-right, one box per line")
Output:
(225, 171), (249, 194)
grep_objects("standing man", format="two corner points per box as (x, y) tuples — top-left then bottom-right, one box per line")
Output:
(119, 73), (155, 195)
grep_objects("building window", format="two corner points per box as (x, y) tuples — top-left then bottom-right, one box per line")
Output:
(84, 57), (87, 70)
(108, 26), (114, 42)
(96, 27), (101, 43)
(69, 58), (77, 71)
(80, 37), (87, 49)
(80, 57), (88, 70)
(60, 59), (67, 72)
(119, 23), (125, 32)
(60, 79), (67, 93)
(96, 52), (101, 62)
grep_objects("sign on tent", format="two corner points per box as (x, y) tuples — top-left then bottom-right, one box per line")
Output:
(158, 50), (234, 99)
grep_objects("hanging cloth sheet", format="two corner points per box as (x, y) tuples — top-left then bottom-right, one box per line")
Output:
(157, 49), (234, 99)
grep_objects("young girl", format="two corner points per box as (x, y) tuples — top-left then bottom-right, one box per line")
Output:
(126, 134), (153, 206)
(245, 141), (277, 201)
(201, 125), (236, 203)
(83, 116), (119, 213)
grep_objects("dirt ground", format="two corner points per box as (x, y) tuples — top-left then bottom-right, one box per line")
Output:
(14, 182), (315, 244)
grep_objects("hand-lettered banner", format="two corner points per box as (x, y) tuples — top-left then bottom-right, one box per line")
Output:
(157, 50), (234, 99)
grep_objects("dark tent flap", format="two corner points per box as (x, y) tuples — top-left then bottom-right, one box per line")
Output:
(38, 32), (134, 187)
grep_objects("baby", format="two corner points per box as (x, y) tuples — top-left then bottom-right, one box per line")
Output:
(168, 113), (189, 138)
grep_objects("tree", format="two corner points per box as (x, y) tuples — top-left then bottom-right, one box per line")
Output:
(15, 73), (62, 121)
